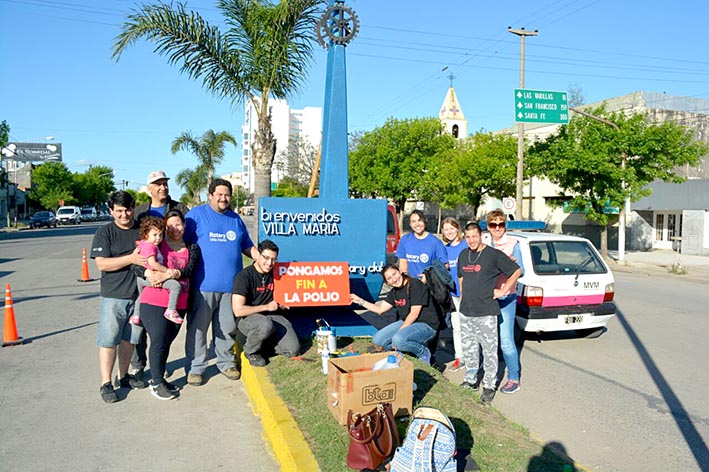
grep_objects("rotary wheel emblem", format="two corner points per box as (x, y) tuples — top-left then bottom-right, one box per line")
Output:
(316, 2), (359, 49)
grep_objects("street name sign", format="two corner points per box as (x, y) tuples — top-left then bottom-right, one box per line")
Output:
(514, 89), (569, 124)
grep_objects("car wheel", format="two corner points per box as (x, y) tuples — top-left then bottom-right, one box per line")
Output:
(575, 327), (605, 339)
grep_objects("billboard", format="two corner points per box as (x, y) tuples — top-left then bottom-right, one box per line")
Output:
(1, 143), (62, 162)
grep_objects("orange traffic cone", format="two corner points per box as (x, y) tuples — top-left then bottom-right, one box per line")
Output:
(3, 283), (24, 347)
(78, 248), (96, 282)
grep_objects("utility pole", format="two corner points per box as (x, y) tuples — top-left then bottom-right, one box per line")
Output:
(508, 26), (537, 221)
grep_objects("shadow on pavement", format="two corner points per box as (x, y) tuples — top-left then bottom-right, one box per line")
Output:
(615, 308), (709, 469)
(24, 321), (98, 343)
(527, 441), (576, 471)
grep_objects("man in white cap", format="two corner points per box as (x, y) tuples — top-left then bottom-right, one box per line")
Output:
(135, 170), (188, 222)
(131, 170), (189, 379)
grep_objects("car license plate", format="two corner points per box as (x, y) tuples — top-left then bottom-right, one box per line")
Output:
(564, 315), (584, 325)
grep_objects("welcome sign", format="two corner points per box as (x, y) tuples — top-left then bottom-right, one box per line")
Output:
(273, 261), (350, 307)
(259, 197), (387, 303)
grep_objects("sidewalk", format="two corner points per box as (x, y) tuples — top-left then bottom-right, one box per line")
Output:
(609, 249), (709, 283)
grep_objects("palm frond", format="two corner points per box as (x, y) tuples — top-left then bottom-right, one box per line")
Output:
(112, 2), (247, 105)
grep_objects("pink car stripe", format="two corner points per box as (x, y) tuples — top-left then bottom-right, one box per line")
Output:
(542, 294), (605, 307)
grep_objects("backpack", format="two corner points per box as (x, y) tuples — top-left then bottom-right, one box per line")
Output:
(422, 260), (454, 314)
(388, 407), (457, 472)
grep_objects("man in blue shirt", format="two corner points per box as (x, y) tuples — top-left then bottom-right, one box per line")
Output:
(183, 179), (258, 385)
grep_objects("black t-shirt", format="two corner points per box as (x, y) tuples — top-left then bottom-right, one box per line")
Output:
(232, 264), (274, 308)
(457, 245), (520, 317)
(90, 221), (139, 299)
(384, 278), (440, 331)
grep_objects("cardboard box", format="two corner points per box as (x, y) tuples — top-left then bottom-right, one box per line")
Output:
(327, 352), (414, 425)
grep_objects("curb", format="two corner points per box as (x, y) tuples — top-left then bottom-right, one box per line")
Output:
(240, 353), (320, 472)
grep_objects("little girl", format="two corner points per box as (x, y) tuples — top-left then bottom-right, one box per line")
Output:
(130, 216), (183, 325)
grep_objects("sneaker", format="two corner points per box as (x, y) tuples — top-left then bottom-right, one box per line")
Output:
(150, 382), (176, 400)
(501, 379), (521, 394)
(449, 358), (464, 372)
(460, 377), (482, 391)
(100, 382), (118, 403)
(132, 368), (145, 381)
(187, 373), (204, 386)
(163, 309), (184, 324)
(481, 387), (496, 403)
(164, 380), (180, 393)
(129, 314), (141, 325)
(246, 353), (267, 367)
(221, 367), (241, 380)
(116, 373), (147, 389)
(419, 347), (432, 365)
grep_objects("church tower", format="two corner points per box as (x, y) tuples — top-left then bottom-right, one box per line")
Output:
(438, 75), (467, 139)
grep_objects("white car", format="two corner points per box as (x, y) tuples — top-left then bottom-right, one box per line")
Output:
(510, 232), (616, 339)
(56, 206), (82, 225)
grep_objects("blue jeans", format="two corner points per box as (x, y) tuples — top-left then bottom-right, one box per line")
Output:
(96, 297), (142, 348)
(372, 320), (435, 360)
(498, 294), (520, 381)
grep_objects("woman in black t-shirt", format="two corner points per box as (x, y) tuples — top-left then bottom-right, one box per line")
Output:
(350, 264), (439, 365)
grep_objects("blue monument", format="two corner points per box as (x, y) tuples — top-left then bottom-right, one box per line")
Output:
(258, 1), (387, 335)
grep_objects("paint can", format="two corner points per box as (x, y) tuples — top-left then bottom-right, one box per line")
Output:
(315, 319), (337, 353)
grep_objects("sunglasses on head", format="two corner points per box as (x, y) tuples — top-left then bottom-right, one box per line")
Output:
(488, 222), (506, 229)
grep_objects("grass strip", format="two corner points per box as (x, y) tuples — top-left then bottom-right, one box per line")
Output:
(268, 338), (575, 471)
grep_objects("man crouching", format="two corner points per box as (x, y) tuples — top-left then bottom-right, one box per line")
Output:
(231, 240), (300, 367)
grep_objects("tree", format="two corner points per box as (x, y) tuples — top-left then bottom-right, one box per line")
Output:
(176, 167), (207, 207)
(422, 132), (517, 221)
(276, 137), (318, 187)
(30, 162), (76, 210)
(528, 107), (707, 258)
(349, 117), (456, 219)
(271, 176), (308, 197)
(125, 189), (151, 207)
(112, 0), (323, 217)
(1, 120), (9, 187)
(171, 129), (237, 189)
(73, 166), (116, 207)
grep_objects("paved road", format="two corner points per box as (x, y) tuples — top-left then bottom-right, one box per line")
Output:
(0, 224), (279, 471)
(446, 270), (709, 471)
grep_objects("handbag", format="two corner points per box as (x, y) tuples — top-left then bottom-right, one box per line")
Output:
(347, 402), (399, 471)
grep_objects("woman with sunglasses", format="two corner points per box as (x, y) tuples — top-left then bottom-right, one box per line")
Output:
(486, 209), (524, 394)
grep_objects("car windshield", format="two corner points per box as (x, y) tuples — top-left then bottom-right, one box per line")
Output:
(58, 209), (73, 215)
(529, 241), (606, 275)
(34, 212), (50, 218)
(81, 209), (93, 215)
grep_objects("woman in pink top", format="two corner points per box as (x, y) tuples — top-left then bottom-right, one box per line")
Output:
(486, 209), (524, 395)
(137, 209), (201, 400)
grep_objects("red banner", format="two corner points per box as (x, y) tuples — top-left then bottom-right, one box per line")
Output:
(273, 262), (350, 307)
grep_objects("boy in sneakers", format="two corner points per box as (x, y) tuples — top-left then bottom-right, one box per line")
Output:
(457, 222), (521, 403)
(90, 191), (148, 403)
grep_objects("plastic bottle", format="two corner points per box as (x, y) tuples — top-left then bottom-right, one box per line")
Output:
(372, 353), (401, 371)
(321, 346), (330, 374)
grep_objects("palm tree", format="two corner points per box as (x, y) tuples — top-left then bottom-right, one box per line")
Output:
(176, 167), (207, 207)
(112, 0), (323, 213)
(171, 129), (237, 189)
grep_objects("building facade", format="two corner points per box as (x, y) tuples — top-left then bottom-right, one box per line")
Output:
(489, 91), (709, 253)
(239, 98), (322, 192)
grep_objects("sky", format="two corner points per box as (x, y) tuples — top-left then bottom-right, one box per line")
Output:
(2, 0), (708, 199)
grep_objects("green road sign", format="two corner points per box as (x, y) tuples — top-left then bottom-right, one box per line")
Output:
(514, 89), (569, 124)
